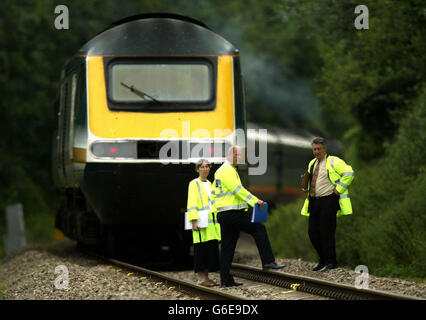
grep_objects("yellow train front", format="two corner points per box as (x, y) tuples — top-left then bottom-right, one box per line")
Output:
(52, 14), (244, 257)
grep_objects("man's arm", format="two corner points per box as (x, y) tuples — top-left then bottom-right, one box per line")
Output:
(333, 157), (355, 194)
(220, 166), (260, 207)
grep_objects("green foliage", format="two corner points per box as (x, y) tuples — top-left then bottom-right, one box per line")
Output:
(337, 87), (426, 278)
(269, 88), (426, 279)
(25, 212), (56, 245)
(266, 200), (316, 261)
(278, 0), (425, 158)
(0, 0), (116, 259)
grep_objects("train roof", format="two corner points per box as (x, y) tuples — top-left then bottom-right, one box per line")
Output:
(77, 13), (237, 56)
(247, 122), (313, 149)
(247, 122), (343, 154)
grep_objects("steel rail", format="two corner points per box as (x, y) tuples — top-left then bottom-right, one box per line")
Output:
(230, 263), (424, 300)
(109, 259), (247, 300)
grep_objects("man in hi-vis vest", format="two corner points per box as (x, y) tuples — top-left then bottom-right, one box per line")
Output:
(301, 137), (354, 272)
(213, 146), (284, 287)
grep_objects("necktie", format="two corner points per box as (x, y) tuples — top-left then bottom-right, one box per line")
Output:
(310, 160), (320, 197)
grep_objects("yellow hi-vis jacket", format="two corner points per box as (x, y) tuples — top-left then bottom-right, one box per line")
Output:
(301, 155), (354, 217)
(212, 162), (259, 213)
(186, 178), (221, 244)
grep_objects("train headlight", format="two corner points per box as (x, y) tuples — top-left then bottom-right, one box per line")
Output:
(91, 142), (137, 158)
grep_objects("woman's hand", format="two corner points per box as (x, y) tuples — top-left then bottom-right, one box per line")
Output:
(192, 220), (200, 231)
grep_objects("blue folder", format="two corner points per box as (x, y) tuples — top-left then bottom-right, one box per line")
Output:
(251, 202), (268, 223)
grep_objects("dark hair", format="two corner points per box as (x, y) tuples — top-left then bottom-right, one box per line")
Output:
(195, 159), (211, 171)
(311, 137), (327, 146)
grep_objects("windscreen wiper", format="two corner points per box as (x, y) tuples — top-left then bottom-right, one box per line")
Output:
(120, 82), (160, 104)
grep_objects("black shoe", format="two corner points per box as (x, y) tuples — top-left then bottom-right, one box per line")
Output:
(221, 281), (243, 288)
(320, 264), (338, 272)
(312, 263), (325, 271)
(263, 262), (285, 270)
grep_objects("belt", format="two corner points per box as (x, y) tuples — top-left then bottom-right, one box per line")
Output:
(310, 193), (334, 200)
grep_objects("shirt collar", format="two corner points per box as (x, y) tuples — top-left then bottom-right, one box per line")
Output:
(318, 154), (327, 163)
(224, 159), (233, 166)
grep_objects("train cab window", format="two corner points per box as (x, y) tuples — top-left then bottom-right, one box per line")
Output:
(106, 59), (216, 112)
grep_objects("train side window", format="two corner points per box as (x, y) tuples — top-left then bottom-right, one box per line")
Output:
(74, 65), (85, 118)
(57, 72), (78, 170)
(58, 80), (69, 178)
(70, 74), (77, 117)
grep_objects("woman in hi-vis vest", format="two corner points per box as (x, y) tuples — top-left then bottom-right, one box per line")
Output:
(186, 159), (221, 287)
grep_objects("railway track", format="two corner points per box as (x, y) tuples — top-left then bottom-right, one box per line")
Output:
(81, 245), (422, 300)
(79, 246), (246, 299)
(109, 259), (247, 300)
(230, 263), (424, 300)
(105, 258), (423, 300)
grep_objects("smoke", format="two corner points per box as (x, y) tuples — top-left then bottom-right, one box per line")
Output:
(241, 52), (322, 131)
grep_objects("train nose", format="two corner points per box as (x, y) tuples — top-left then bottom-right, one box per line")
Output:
(81, 162), (198, 225)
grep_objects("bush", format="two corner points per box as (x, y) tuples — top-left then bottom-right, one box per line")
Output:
(266, 199), (317, 261)
(341, 87), (426, 278)
(268, 86), (426, 280)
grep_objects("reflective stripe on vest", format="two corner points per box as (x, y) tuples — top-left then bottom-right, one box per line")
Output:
(187, 205), (210, 211)
(190, 180), (213, 211)
(195, 181), (205, 207)
(335, 179), (349, 189)
(214, 183), (243, 198)
(216, 203), (249, 212)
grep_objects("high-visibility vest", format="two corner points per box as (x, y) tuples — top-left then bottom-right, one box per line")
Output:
(212, 163), (259, 213)
(301, 155), (354, 217)
(186, 178), (221, 244)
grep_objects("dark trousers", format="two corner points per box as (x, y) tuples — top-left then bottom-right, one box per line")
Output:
(217, 209), (275, 285)
(308, 194), (339, 265)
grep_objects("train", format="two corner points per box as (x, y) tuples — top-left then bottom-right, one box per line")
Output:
(52, 14), (340, 260)
(245, 122), (340, 204)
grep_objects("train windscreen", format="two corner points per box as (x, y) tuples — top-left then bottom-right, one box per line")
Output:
(111, 63), (212, 103)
